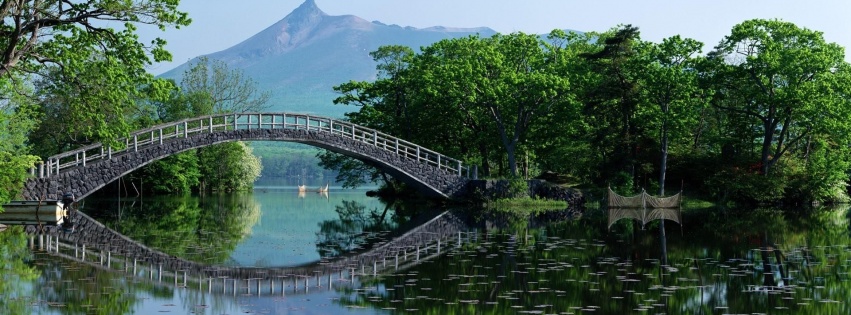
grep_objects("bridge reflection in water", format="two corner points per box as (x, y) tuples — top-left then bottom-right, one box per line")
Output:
(27, 209), (469, 296)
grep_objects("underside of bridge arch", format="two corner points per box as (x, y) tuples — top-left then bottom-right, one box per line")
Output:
(22, 129), (470, 201)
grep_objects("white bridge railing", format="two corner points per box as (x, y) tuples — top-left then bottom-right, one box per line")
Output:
(32, 113), (469, 179)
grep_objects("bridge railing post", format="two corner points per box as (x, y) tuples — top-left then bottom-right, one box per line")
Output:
(183, 122), (188, 138)
(38, 162), (44, 178)
(82, 151), (86, 167)
(457, 160), (461, 175)
(233, 114), (237, 130)
(133, 135), (138, 152)
(209, 116), (213, 133)
(159, 129), (163, 145)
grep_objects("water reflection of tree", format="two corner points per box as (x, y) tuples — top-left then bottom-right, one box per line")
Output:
(0, 227), (39, 314)
(315, 200), (401, 258)
(32, 258), (149, 315)
(83, 193), (260, 264)
(337, 206), (851, 314)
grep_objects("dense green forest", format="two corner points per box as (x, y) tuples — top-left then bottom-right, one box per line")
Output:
(0, 0), (848, 209)
(330, 20), (851, 204)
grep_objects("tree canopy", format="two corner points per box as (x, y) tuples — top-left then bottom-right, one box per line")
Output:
(332, 19), (851, 204)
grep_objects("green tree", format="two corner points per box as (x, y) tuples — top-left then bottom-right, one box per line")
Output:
(0, 0), (189, 77)
(641, 36), (705, 195)
(137, 57), (268, 193)
(0, 79), (39, 208)
(705, 19), (851, 176)
(417, 33), (571, 176)
(137, 151), (201, 194)
(579, 25), (647, 188)
(0, 227), (39, 313)
(198, 141), (261, 192)
(177, 57), (270, 114)
(533, 30), (598, 181)
(3, 0), (189, 147)
(334, 34), (572, 180)
(28, 65), (175, 158)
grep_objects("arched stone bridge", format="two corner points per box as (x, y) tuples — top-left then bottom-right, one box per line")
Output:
(22, 113), (473, 200)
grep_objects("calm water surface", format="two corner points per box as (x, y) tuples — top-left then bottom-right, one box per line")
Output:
(2, 184), (850, 314)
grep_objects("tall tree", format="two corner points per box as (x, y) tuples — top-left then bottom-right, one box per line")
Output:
(3, 1), (189, 150)
(580, 25), (646, 188)
(642, 36), (704, 195)
(178, 57), (270, 115)
(417, 33), (571, 176)
(0, 0), (189, 77)
(0, 79), (39, 207)
(328, 46), (417, 188)
(705, 19), (851, 176)
(137, 57), (268, 194)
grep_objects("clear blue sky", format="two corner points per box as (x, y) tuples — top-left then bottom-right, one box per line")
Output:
(141, 0), (851, 74)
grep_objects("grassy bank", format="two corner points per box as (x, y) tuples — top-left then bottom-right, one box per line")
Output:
(484, 197), (568, 215)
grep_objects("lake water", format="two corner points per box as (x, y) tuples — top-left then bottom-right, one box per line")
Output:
(2, 182), (851, 314)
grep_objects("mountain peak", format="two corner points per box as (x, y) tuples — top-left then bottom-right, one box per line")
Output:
(288, 0), (326, 21)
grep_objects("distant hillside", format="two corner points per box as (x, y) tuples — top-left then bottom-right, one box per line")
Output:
(161, 0), (497, 117)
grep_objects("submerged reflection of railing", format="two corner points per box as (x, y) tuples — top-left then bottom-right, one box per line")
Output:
(26, 209), (471, 295)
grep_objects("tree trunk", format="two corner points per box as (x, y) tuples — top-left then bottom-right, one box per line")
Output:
(506, 142), (517, 177)
(760, 118), (776, 175)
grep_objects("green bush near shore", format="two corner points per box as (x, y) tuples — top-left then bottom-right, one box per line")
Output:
(485, 197), (568, 214)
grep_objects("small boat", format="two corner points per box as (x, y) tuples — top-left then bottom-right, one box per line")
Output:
(0, 200), (68, 226)
(317, 183), (329, 193)
(297, 184), (307, 192)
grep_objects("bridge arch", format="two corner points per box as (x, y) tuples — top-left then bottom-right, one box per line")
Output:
(22, 113), (471, 200)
